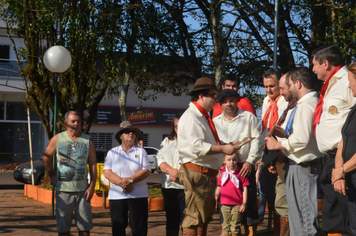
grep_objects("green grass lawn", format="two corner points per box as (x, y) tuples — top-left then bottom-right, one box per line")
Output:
(148, 184), (163, 198)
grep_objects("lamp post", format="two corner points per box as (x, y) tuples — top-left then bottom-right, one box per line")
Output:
(43, 45), (72, 215)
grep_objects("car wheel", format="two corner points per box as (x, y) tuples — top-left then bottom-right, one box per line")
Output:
(36, 174), (45, 185)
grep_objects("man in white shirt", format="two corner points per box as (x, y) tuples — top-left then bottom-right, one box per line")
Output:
(312, 45), (356, 236)
(213, 89), (262, 235)
(268, 72), (298, 236)
(259, 69), (288, 230)
(178, 77), (241, 236)
(265, 67), (322, 236)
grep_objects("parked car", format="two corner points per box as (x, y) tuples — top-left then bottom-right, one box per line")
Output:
(13, 159), (45, 185)
(144, 146), (158, 173)
(13, 149), (107, 185)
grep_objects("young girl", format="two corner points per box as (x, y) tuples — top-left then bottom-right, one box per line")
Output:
(216, 153), (249, 236)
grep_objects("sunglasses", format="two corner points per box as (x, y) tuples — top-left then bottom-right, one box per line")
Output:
(122, 129), (135, 134)
(205, 93), (218, 99)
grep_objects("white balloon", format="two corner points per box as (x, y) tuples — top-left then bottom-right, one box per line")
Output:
(43, 46), (72, 73)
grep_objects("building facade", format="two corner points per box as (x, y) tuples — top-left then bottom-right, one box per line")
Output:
(0, 19), (192, 162)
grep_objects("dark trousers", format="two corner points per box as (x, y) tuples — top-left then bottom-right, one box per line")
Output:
(244, 165), (260, 225)
(259, 165), (277, 221)
(109, 198), (148, 236)
(320, 158), (351, 234)
(162, 188), (185, 230)
(346, 171), (356, 234)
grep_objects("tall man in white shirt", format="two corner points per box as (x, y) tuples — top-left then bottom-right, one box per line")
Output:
(265, 67), (322, 236)
(178, 77), (241, 236)
(312, 45), (355, 236)
(259, 69), (288, 227)
(213, 89), (262, 235)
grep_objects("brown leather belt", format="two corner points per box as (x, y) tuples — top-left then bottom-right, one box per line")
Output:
(180, 163), (219, 177)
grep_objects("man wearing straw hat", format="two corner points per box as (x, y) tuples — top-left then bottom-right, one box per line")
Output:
(178, 77), (241, 236)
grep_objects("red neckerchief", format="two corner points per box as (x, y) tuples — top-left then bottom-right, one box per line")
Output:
(261, 95), (281, 133)
(313, 64), (344, 136)
(192, 101), (221, 144)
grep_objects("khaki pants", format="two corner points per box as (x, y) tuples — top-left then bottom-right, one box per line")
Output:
(275, 176), (288, 218)
(179, 167), (216, 229)
(221, 204), (244, 235)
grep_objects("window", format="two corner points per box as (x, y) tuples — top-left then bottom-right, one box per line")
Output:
(6, 101), (27, 120)
(5, 101), (40, 121)
(90, 133), (113, 151)
(0, 101), (4, 120)
(141, 133), (148, 147)
(0, 45), (10, 63)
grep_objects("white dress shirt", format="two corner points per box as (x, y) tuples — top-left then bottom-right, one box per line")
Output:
(177, 102), (223, 170)
(261, 95), (288, 139)
(156, 137), (184, 189)
(316, 66), (356, 153)
(213, 109), (262, 165)
(280, 91), (322, 163)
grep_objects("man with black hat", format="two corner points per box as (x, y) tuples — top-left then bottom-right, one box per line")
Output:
(213, 89), (262, 236)
(178, 77), (241, 236)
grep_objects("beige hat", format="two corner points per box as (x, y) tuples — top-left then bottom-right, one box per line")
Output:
(114, 121), (141, 143)
(186, 77), (219, 95)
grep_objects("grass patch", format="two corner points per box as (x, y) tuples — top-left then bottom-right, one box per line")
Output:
(148, 184), (163, 198)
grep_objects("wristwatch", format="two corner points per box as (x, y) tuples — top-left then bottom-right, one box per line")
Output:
(129, 177), (133, 183)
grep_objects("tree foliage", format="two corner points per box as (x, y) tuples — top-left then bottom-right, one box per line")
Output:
(2, 0), (356, 123)
(0, 0), (113, 139)
(162, 0), (356, 107)
(0, 0), (195, 139)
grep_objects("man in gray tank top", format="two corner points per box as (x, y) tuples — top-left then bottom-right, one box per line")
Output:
(43, 111), (97, 236)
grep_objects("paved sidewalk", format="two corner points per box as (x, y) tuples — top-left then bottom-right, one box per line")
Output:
(0, 189), (275, 236)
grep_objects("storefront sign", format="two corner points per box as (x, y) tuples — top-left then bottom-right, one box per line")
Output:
(90, 105), (185, 127)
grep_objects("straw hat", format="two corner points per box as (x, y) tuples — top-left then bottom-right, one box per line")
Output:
(114, 121), (141, 142)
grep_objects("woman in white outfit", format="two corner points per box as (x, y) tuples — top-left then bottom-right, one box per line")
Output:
(103, 121), (151, 236)
(157, 114), (185, 236)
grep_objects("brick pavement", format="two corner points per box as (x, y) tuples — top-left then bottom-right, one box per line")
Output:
(0, 189), (276, 236)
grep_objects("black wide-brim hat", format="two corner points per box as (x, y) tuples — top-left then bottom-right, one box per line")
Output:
(186, 77), (219, 95)
(114, 121), (141, 142)
(218, 89), (238, 102)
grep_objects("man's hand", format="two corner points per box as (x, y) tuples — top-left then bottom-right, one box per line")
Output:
(239, 162), (252, 177)
(272, 125), (288, 138)
(333, 179), (347, 195)
(84, 186), (95, 202)
(265, 137), (278, 151)
(222, 142), (241, 155)
(268, 165), (276, 174)
(169, 168), (179, 182)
